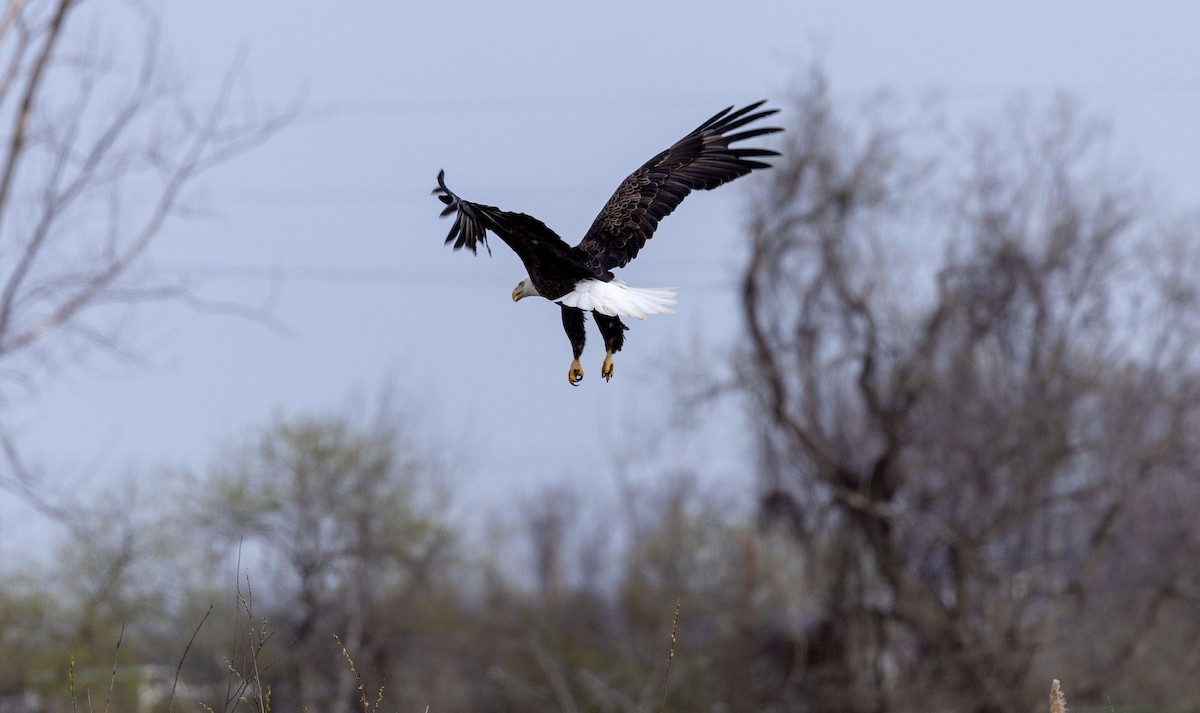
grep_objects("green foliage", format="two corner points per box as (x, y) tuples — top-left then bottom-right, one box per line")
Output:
(6, 72), (1200, 713)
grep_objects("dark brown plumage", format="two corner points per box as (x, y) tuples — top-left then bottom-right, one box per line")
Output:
(574, 100), (782, 274)
(433, 173), (591, 300)
(432, 101), (781, 384)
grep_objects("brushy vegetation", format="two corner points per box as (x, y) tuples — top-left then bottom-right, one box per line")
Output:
(0, 2), (1197, 707)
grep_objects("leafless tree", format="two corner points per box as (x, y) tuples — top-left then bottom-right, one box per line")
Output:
(523, 483), (580, 617)
(0, 0), (291, 517)
(737, 70), (1200, 712)
(500, 472), (776, 713)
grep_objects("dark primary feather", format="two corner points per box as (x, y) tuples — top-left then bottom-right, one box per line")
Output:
(574, 100), (782, 273)
(432, 169), (500, 256)
(432, 170), (594, 298)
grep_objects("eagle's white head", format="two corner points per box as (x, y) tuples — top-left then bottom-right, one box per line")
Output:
(512, 277), (540, 303)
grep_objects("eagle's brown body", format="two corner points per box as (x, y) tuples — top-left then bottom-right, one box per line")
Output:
(434, 101), (782, 384)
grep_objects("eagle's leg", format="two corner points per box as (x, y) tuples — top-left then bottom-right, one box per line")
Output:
(561, 306), (587, 386)
(594, 313), (628, 383)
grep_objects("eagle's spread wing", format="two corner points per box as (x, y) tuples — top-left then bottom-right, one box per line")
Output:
(432, 169), (559, 256)
(574, 101), (782, 273)
(433, 170), (592, 295)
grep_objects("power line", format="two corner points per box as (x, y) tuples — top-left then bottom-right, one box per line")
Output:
(294, 79), (1200, 120)
(167, 265), (499, 284)
(151, 263), (740, 292)
(209, 186), (622, 207)
(302, 93), (740, 119)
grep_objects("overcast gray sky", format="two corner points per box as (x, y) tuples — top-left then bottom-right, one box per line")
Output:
(4, 1), (1200, 553)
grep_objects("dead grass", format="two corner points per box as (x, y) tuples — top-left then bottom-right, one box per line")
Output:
(1050, 679), (1067, 713)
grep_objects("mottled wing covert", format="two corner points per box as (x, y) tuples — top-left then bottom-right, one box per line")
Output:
(574, 101), (782, 273)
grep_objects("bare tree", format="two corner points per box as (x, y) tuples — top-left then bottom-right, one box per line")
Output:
(0, 0), (291, 516)
(498, 472), (775, 713)
(737, 70), (1200, 712)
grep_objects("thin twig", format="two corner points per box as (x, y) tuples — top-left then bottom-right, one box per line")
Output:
(103, 623), (124, 713)
(0, 0), (25, 42)
(0, 0), (71, 225)
(170, 604), (214, 713)
(528, 638), (579, 713)
(68, 656), (77, 713)
(336, 634), (383, 713)
(659, 598), (681, 713)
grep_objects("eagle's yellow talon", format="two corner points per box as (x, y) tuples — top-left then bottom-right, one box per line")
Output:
(568, 360), (584, 386)
(601, 352), (615, 382)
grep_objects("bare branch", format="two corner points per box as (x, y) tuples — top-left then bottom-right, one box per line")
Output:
(0, 0), (70, 221)
(0, 426), (74, 525)
(735, 68), (1200, 712)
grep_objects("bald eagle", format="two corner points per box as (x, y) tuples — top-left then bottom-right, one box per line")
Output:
(433, 101), (781, 385)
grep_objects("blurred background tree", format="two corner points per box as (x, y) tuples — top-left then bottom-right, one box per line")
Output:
(0, 0), (289, 521)
(190, 402), (455, 713)
(737, 70), (1200, 713)
(2, 63), (1199, 713)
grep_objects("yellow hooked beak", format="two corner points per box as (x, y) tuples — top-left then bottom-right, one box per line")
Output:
(512, 285), (524, 302)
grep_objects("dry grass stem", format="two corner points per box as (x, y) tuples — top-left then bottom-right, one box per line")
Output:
(1050, 679), (1067, 713)
(659, 597), (681, 713)
(337, 634), (384, 713)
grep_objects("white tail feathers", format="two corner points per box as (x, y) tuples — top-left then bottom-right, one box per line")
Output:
(554, 279), (677, 320)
